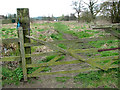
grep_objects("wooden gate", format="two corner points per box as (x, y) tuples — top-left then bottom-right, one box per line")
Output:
(0, 8), (119, 81)
(24, 33), (118, 80)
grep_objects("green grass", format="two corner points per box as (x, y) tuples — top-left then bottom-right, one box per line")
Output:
(73, 26), (81, 30)
(37, 29), (45, 32)
(87, 39), (118, 58)
(55, 68), (118, 88)
(39, 34), (47, 39)
(53, 22), (93, 38)
(58, 43), (67, 49)
(50, 33), (64, 40)
(100, 51), (119, 57)
(88, 39), (118, 48)
(2, 66), (41, 86)
(2, 28), (18, 39)
(73, 68), (118, 88)
(2, 67), (23, 86)
(66, 30), (93, 38)
(56, 76), (71, 82)
(81, 25), (87, 29)
(54, 22), (69, 32)
(50, 22), (69, 40)
(88, 40), (106, 48)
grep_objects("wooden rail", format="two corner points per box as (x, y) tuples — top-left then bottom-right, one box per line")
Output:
(2, 38), (19, 44)
(28, 64), (118, 77)
(26, 56), (118, 68)
(24, 35), (117, 48)
(25, 52), (60, 58)
(93, 24), (120, 38)
(0, 56), (20, 61)
(98, 47), (120, 52)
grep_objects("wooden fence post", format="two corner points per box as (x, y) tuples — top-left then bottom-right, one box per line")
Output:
(118, 25), (120, 89)
(17, 8), (31, 64)
(18, 27), (27, 81)
(0, 15), (3, 89)
(17, 8), (31, 81)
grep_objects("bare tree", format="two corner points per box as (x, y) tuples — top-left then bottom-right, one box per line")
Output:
(71, 0), (83, 22)
(100, 1), (111, 19)
(83, 0), (102, 21)
(101, 0), (120, 23)
(111, 0), (120, 23)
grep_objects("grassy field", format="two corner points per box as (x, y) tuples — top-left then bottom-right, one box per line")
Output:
(1, 21), (119, 88)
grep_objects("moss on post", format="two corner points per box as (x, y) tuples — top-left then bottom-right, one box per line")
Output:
(17, 8), (31, 64)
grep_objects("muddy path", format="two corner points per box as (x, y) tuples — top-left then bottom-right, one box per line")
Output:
(62, 33), (78, 40)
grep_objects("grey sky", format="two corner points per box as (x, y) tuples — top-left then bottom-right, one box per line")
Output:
(0, 0), (105, 17)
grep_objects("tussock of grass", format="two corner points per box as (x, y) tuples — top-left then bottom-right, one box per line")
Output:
(58, 43), (67, 49)
(50, 33), (64, 40)
(73, 68), (118, 88)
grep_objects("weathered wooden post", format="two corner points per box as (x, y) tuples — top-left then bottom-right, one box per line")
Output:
(17, 8), (31, 81)
(18, 27), (27, 81)
(0, 15), (3, 89)
(118, 25), (120, 89)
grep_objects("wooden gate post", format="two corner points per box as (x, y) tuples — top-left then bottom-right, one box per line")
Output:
(118, 25), (120, 89)
(18, 27), (27, 81)
(17, 8), (31, 81)
(0, 15), (2, 89)
(17, 8), (31, 64)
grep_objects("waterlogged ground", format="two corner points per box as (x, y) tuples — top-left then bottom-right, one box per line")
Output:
(2, 21), (119, 88)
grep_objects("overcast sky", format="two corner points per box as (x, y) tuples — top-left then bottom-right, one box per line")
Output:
(0, 0), (105, 17)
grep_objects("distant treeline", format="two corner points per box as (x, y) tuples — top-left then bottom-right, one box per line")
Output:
(32, 14), (77, 21)
(2, 14), (16, 24)
(2, 13), (77, 24)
